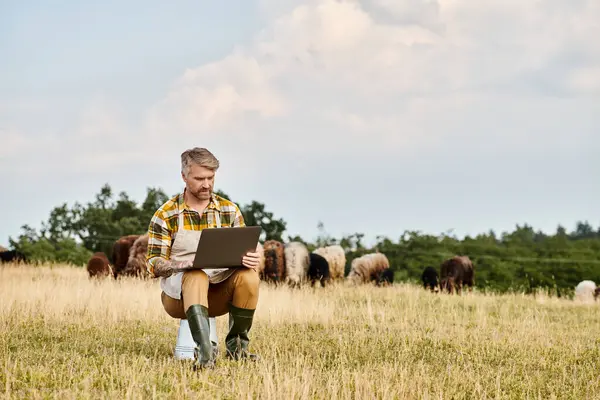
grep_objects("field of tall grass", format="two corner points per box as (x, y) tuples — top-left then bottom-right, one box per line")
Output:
(1, 263), (600, 399)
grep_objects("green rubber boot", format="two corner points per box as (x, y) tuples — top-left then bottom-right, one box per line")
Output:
(225, 304), (260, 362)
(185, 304), (216, 370)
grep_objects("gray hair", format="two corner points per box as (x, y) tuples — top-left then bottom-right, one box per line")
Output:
(181, 147), (220, 177)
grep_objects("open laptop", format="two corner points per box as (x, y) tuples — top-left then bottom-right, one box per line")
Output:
(189, 226), (262, 269)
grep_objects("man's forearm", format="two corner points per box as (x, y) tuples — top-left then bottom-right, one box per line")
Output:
(150, 257), (192, 278)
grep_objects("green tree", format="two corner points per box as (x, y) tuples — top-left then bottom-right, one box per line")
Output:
(240, 201), (287, 242)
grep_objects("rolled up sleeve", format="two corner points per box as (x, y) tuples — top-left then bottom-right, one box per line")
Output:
(146, 211), (173, 277)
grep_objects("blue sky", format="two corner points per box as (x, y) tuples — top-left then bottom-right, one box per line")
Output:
(1, 0), (598, 248)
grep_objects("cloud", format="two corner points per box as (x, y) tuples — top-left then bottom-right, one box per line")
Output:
(0, 95), (148, 179)
(567, 67), (600, 94)
(146, 0), (599, 162)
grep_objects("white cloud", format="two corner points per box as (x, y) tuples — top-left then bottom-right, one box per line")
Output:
(0, 96), (149, 178)
(146, 0), (600, 161)
(567, 67), (600, 94)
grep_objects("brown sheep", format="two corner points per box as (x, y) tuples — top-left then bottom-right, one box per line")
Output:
(262, 240), (286, 283)
(111, 234), (140, 278)
(86, 252), (113, 279)
(121, 234), (150, 279)
(440, 255), (474, 294)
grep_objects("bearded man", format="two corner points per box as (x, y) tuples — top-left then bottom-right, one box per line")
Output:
(145, 147), (261, 370)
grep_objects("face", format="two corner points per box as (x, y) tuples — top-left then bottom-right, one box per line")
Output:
(182, 163), (215, 201)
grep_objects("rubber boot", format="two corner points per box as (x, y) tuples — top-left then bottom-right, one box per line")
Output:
(185, 304), (216, 370)
(225, 303), (260, 362)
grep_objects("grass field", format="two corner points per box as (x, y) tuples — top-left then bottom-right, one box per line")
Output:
(1, 264), (600, 399)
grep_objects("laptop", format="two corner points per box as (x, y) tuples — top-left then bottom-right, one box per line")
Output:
(189, 226), (262, 269)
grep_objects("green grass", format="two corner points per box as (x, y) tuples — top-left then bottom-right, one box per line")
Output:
(1, 264), (600, 399)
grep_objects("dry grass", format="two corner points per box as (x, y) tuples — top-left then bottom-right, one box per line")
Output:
(1, 264), (600, 399)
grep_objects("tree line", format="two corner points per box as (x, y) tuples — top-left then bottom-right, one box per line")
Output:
(6, 184), (600, 295)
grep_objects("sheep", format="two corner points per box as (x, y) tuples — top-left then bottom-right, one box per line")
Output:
(421, 266), (439, 292)
(86, 252), (113, 279)
(0, 250), (28, 264)
(111, 234), (141, 278)
(440, 255), (474, 294)
(308, 253), (330, 287)
(574, 280), (599, 303)
(346, 252), (390, 285)
(284, 241), (310, 287)
(376, 268), (394, 286)
(312, 245), (346, 282)
(262, 240), (286, 283)
(121, 234), (150, 279)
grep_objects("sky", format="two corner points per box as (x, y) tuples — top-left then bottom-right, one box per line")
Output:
(1, 0), (599, 248)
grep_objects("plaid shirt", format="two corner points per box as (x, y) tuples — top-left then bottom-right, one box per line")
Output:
(145, 190), (245, 277)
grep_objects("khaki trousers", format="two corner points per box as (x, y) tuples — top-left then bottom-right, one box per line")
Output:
(161, 268), (260, 318)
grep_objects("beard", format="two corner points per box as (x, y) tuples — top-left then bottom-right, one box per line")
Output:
(191, 187), (212, 200)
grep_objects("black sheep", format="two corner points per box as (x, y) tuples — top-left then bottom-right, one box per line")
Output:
(308, 253), (330, 287)
(421, 266), (439, 292)
(376, 268), (394, 286)
(0, 250), (28, 264)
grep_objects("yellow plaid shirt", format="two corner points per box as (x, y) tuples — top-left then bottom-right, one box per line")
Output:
(145, 190), (245, 277)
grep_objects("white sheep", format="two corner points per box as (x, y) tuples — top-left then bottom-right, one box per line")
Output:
(284, 241), (310, 287)
(574, 280), (599, 303)
(347, 252), (390, 285)
(313, 245), (346, 282)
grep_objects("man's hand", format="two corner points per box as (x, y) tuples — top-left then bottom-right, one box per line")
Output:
(241, 251), (260, 270)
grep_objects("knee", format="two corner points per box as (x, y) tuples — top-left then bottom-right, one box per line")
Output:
(236, 268), (260, 296)
(182, 269), (209, 287)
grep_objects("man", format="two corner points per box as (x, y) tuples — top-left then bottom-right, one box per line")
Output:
(145, 147), (261, 370)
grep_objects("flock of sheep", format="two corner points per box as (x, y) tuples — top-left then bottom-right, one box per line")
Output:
(86, 235), (395, 287)
(86, 234), (150, 280)
(4, 236), (599, 302)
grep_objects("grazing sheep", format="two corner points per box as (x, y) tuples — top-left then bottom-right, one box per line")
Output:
(121, 234), (150, 279)
(313, 245), (346, 282)
(421, 266), (439, 292)
(262, 240), (286, 283)
(284, 241), (310, 287)
(376, 268), (394, 286)
(86, 252), (113, 279)
(308, 253), (330, 287)
(347, 252), (390, 285)
(440, 255), (474, 294)
(0, 250), (28, 264)
(574, 280), (598, 303)
(111, 234), (140, 278)
(369, 253), (390, 281)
